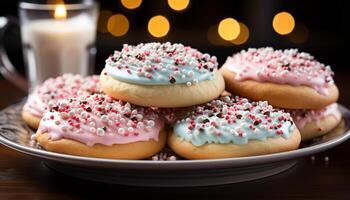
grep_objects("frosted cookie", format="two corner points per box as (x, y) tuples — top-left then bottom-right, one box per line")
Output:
(288, 103), (341, 141)
(168, 95), (301, 159)
(220, 48), (339, 109)
(100, 42), (225, 108)
(35, 93), (166, 159)
(22, 74), (100, 129)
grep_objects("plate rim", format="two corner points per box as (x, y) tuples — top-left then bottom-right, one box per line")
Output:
(0, 103), (349, 170)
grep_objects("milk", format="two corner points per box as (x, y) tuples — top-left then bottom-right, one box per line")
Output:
(21, 14), (96, 90)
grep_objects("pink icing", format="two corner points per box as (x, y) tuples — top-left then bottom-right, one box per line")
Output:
(39, 93), (163, 146)
(23, 74), (101, 118)
(223, 47), (334, 95)
(289, 103), (341, 129)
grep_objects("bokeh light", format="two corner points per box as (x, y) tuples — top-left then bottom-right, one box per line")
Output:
(218, 18), (240, 41)
(231, 22), (249, 45)
(47, 0), (64, 4)
(167, 0), (190, 11)
(273, 11), (295, 35)
(54, 4), (67, 19)
(148, 15), (170, 38)
(288, 22), (309, 44)
(107, 14), (129, 37)
(121, 0), (142, 10)
(98, 10), (112, 33)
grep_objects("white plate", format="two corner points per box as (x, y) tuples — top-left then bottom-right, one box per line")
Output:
(0, 102), (349, 187)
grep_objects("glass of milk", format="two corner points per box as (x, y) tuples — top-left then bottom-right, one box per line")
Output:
(0, 1), (98, 91)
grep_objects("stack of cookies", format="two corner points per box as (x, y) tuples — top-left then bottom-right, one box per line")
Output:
(22, 43), (341, 160)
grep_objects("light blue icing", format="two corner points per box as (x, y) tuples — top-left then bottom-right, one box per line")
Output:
(105, 42), (218, 86)
(173, 96), (295, 146)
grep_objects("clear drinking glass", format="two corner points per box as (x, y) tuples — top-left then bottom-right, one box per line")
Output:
(0, 1), (98, 91)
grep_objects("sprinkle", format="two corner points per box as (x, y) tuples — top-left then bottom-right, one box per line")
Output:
(226, 47), (334, 95)
(105, 43), (218, 86)
(118, 128), (125, 135)
(97, 128), (105, 136)
(175, 95), (295, 146)
(147, 120), (155, 127)
(169, 76), (176, 84)
(39, 93), (162, 146)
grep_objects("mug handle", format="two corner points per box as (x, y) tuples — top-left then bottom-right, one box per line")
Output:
(0, 16), (28, 91)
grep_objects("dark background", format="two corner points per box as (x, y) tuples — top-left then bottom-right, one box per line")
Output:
(0, 0), (348, 76)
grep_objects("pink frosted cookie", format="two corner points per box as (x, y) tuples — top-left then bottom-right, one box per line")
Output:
(288, 103), (341, 141)
(22, 74), (100, 129)
(35, 93), (166, 159)
(220, 48), (339, 109)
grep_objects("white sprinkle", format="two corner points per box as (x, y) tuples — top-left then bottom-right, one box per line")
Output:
(81, 111), (88, 119)
(89, 127), (96, 133)
(68, 110), (75, 116)
(101, 115), (108, 122)
(168, 156), (176, 161)
(118, 128), (125, 135)
(137, 122), (144, 129)
(147, 120), (155, 127)
(97, 128), (105, 136)
(136, 114), (143, 121)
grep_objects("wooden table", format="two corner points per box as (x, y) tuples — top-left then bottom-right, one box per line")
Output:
(1, 78), (350, 200)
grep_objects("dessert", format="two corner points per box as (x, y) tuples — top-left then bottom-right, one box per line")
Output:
(22, 74), (100, 129)
(168, 95), (300, 159)
(220, 48), (339, 109)
(100, 42), (225, 107)
(36, 93), (166, 159)
(288, 103), (341, 141)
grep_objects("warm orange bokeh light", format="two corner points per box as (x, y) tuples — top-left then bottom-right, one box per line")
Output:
(148, 15), (170, 38)
(167, 0), (190, 11)
(231, 22), (249, 45)
(121, 0), (142, 9)
(107, 14), (130, 37)
(273, 12), (295, 35)
(54, 4), (67, 19)
(218, 18), (240, 41)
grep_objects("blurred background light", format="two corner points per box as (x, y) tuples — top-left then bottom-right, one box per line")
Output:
(148, 15), (170, 38)
(121, 0), (142, 10)
(273, 11), (295, 35)
(231, 22), (249, 45)
(47, 0), (64, 4)
(98, 10), (113, 33)
(107, 14), (130, 37)
(218, 18), (240, 41)
(288, 22), (309, 44)
(167, 0), (190, 11)
(54, 4), (67, 19)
